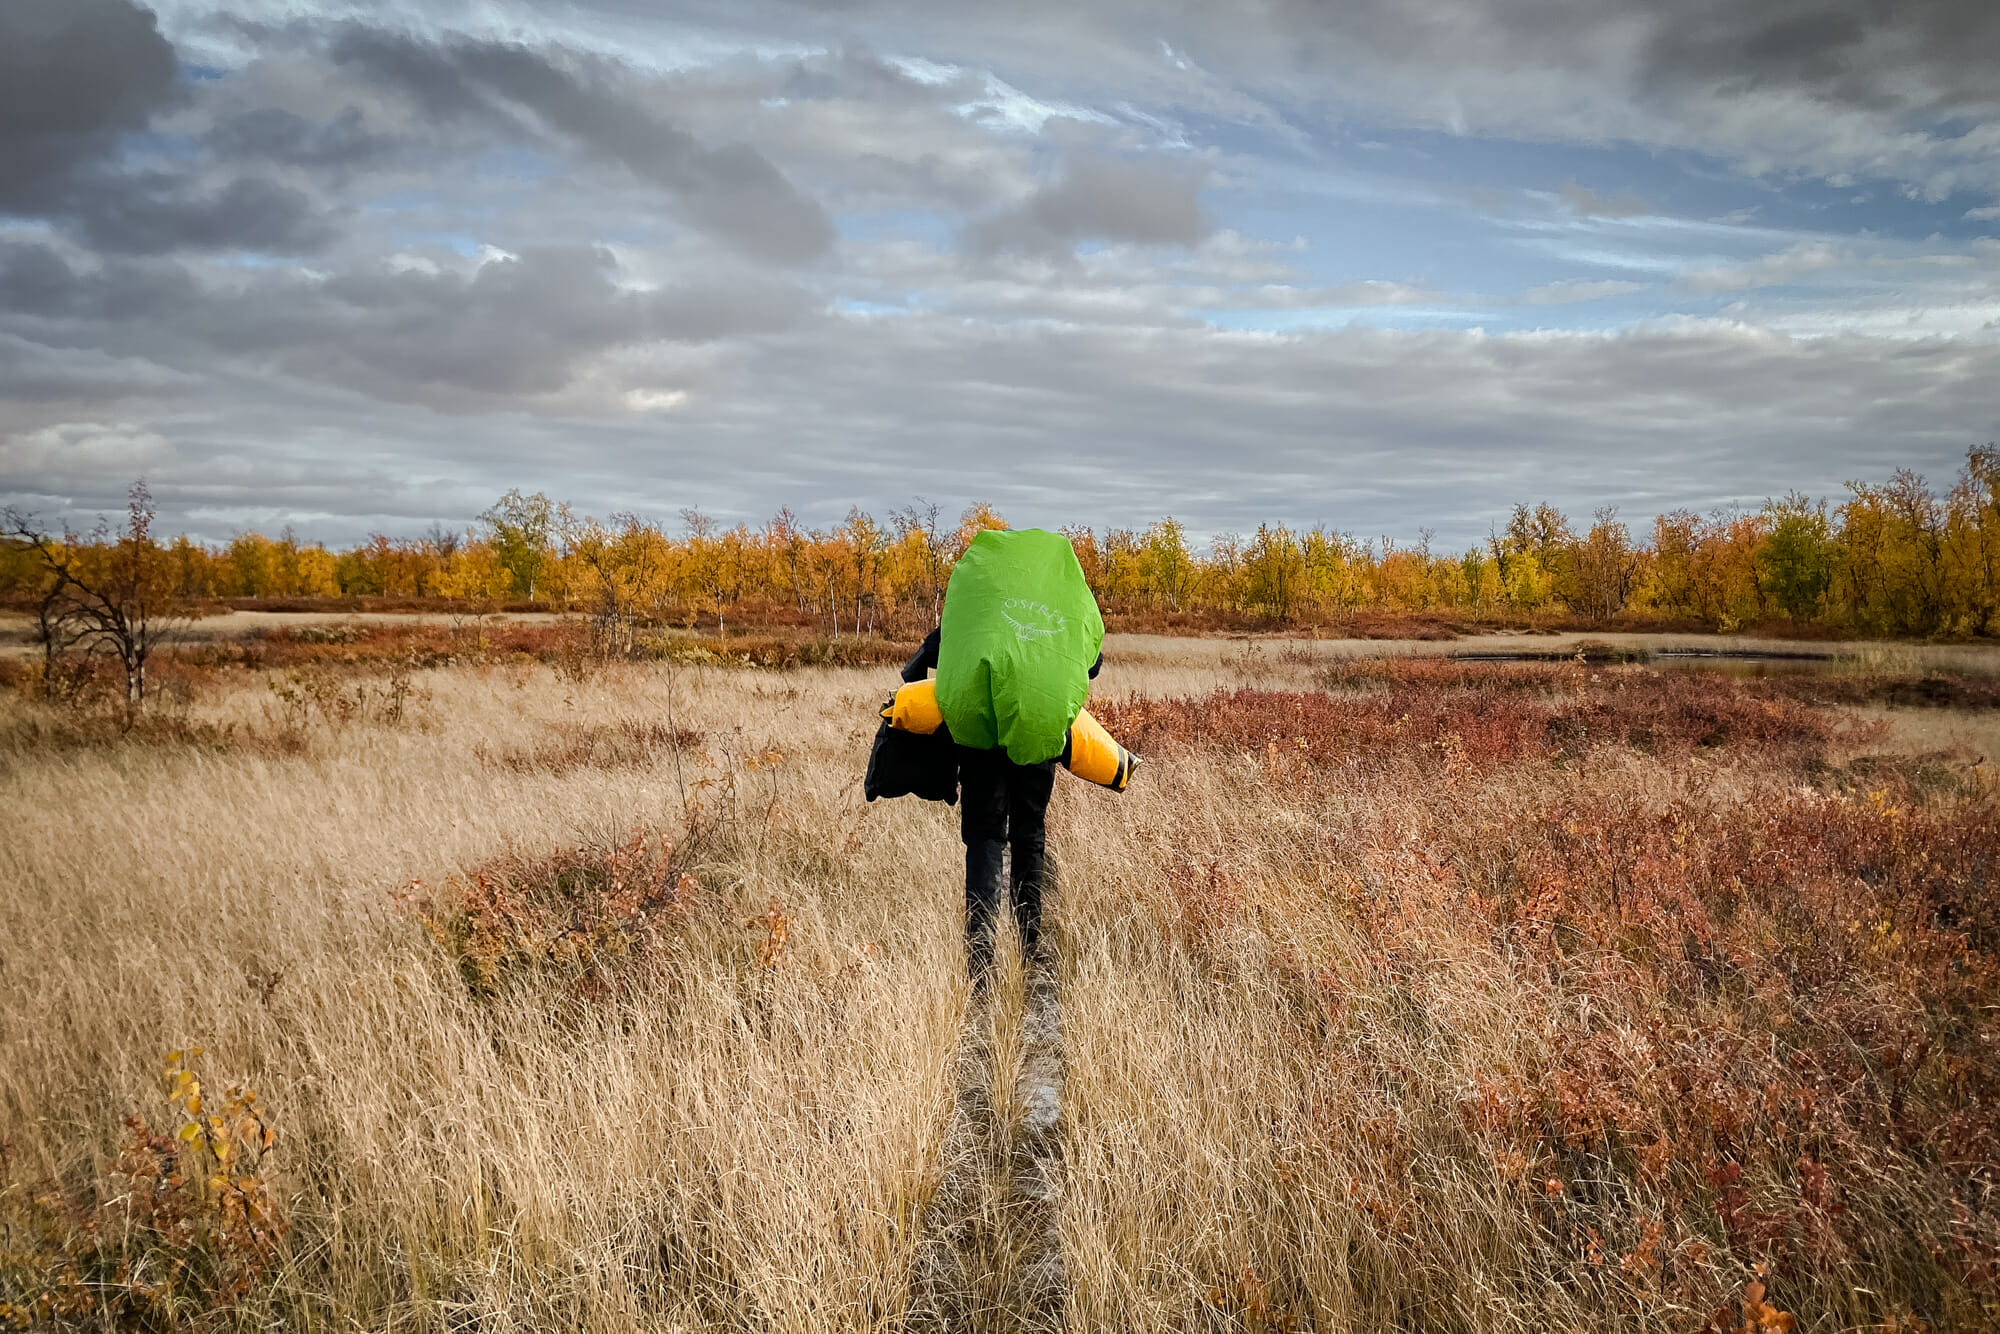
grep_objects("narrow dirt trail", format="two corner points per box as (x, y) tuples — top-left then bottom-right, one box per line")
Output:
(1011, 964), (1067, 1311)
(909, 952), (1067, 1332)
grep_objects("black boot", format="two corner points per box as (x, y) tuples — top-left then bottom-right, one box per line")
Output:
(964, 837), (1005, 984)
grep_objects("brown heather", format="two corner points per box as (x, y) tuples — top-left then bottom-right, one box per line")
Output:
(1, 642), (1996, 1331)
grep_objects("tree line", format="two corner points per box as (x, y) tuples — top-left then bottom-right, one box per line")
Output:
(4, 452), (1996, 706)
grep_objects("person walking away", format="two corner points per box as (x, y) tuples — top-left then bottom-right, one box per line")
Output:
(884, 528), (1132, 979)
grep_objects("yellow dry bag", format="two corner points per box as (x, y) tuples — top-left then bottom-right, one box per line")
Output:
(1063, 708), (1140, 791)
(882, 679), (946, 734)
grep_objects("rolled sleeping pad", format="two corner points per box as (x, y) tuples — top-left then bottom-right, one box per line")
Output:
(1061, 708), (1140, 791)
(883, 679), (946, 734)
(887, 682), (1138, 791)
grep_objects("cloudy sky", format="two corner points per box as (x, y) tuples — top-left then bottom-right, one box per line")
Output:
(2, 0), (1997, 547)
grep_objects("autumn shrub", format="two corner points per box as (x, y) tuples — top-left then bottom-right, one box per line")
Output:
(397, 829), (710, 1000)
(0, 1051), (285, 1330)
(5, 652), (211, 716)
(1095, 605), (1727, 639)
(200, 620), (572, 671)
(477, 719), (706, 777)
(643, 633), (913, 669)
(262, 663), (424, 747)
(176, 620), (917, 677)
(1330, 610), (1481, 640)
(3, 653), (122, 707)
(1097, 667), (1844, 779)
(287, 623), (359, 646)
(1071, 669), (1997, 1330)
(0, 655), (236, 751)
(786, 635), (914, 668)
(1443, 780), (2000, 1321)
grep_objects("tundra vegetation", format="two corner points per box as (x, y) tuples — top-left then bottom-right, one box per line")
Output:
(8, 452), (2000, 661)
(0, 626), (1996, 1332)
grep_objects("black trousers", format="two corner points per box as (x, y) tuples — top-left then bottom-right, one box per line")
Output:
(956, 745), (1056, 972)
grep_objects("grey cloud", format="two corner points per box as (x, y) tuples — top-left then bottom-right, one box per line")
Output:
(211, 1), (2000, 199)
(0, 243), (88, 318)
(0, 237), (811, 409)
(0, 0), (177, 208)
(1634, 0), (2000, 112)
(0, 240), (201, 322)
(205, 106), (404, 173)
(637, 315), (1996, 541)
(966, 153), (1207, 258)
(328, 29), (834, 265)
(635, 0), (2000, 193)
(773, 46), (989, 111)
(644, 277), (818, 343)
(8, 0), (1994, 543)
(0, 332), (193, 404)
(66, 171), (340, 255)
(270, 247), (812, 400)
(0, 0), (343, 255)
(297, 248), (655, 396)
(918, 273), (1444, 330)
(1230, 0), (2000, 121)
(727, 47), (1040, 216)
(1281, 0), (2000, 195)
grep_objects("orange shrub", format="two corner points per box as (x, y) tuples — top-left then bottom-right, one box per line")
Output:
(397, 830), (706, 1000)
(1099, 668), (1998, 1325)
(0, 1052), (285, 1330)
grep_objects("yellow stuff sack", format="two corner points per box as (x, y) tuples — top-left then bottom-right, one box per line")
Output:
(882, 679), (946, 734)
(1062, 709), (1139, 791)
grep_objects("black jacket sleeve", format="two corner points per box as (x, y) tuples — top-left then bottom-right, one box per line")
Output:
(901, 626), (941, 682)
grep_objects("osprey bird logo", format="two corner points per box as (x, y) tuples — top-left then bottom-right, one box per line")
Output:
(1000, 597), (1067, 643)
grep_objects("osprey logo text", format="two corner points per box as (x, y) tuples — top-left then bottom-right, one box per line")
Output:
(1001, 598), (1067, 643)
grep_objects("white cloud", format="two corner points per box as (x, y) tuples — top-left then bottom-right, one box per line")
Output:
(1754, 302), (2000, 341)
(1236, 280), (1440, 308)
(623, 387), (689, 411)
(1682, 242), (1855, 292)
(0, 420), (173, 488)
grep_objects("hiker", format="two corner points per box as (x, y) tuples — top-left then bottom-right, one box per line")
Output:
(866, 528), (1137, 980)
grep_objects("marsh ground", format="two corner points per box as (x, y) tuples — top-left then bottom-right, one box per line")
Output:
(2, 639), (1997, 1331)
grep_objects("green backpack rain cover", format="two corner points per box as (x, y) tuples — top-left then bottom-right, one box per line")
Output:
(936, 529), (1105, 765)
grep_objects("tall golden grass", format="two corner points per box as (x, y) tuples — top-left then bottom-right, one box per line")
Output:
(2, 647), (1996, 1330)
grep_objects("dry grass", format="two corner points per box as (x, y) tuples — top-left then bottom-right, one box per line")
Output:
(0, 662), (963, 1330)
(2, 648), (1997, 1330)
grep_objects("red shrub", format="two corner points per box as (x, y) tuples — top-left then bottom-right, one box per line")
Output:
(396, 830), (704, 1000)
(1109, 662), (1999, 1315)
(1096, 670), (1839, 779)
